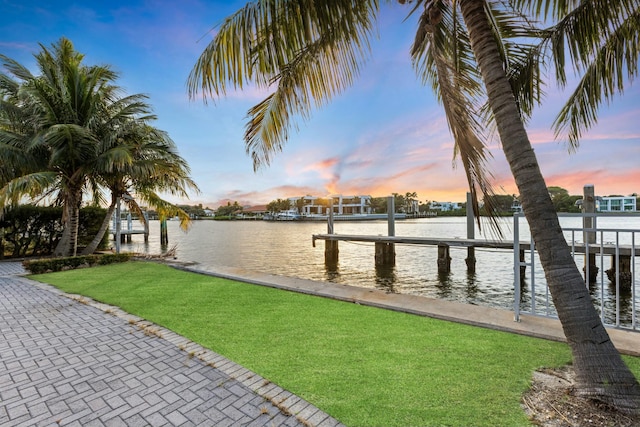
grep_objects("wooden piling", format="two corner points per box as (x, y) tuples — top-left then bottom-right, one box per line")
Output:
(160, 219), (168, 245)
(382, 196), (396, 267)
(465, 247), (476, 273)
(584, 253), (598, 283)
(465, 192), (476, 273)
(375, 242), (395, 266)
(144, 212), (149, 242)
(325, 240), (339, 265)
(606, 254), (632, 287)
(437, 244), (451, 273)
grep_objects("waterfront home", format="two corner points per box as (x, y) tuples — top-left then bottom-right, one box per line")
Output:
(597, 196), (637, 212)
(430, 201), (463, 212)
(288, 195), (373, 217)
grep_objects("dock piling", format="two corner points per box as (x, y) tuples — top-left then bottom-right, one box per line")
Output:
(465, 192), (476, 273)
(582, 185), (599, 282)
(377, 196), (396, 267)
(160, 218), (168, 245)
(375, 242), (395, 266)
(437, 244), (451, 273)
(324, 199), (338, 265)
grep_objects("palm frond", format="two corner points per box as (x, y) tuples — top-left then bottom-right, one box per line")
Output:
(137, 191), (192, 231)
(410, 1), (501, 232)
(189, 0), (379, 169)
(0, 171), (59, 209)
(553, 6), (640, 148)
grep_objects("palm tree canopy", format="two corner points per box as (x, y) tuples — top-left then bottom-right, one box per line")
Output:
(1, 37), (199, 254)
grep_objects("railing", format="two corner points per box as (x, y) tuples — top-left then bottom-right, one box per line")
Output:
(514, 213), (639, 331)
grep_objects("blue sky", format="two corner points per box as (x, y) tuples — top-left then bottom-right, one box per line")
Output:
(2, 0), (639, 208)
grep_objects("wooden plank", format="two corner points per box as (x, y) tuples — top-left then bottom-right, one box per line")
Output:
(312, 234), (639, 256)
(312, 234), (523, 249)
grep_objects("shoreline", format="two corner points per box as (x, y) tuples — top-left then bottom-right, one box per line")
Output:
(168, 261), (640, 357)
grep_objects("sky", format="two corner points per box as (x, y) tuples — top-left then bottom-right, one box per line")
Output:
(2, 0), (639, 209)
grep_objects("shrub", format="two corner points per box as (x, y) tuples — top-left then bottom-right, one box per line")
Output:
(22, 253), (131, 274)
(1, 205), (108, 258)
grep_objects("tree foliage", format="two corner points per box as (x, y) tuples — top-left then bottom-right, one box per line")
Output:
(0, 38), (198, 255)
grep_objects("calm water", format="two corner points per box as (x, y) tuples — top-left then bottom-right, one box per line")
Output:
(117, 216), (640, 327)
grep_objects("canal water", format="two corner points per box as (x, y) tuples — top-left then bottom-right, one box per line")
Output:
(117, 216), (639, 327)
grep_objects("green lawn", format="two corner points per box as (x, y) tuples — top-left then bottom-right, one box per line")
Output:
(31, 261), (640, 426)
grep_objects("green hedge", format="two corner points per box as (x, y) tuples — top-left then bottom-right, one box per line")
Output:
(22, 253), (132, 274)
(0, 205), (108, 258)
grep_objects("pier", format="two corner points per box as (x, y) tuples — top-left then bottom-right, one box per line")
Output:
(312, 193), (639, 289)
(110, 196), (149, 254)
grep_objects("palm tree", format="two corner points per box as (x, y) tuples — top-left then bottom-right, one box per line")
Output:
(0, 38), (126, 256)
(81, 122), (199, 255)
(187, 0), (640, 411)
(1, 37), (198, 257)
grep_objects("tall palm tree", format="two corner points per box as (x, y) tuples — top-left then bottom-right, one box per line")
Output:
(81, 122), (199, 255)
(187, 0), (640, 411)
(0, 38), (126, 256)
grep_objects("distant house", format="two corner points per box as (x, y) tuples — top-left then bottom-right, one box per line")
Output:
(430, 201), (462, 212)
(242, 204), (268, 218)
(289, 195), (373, 216)
(597, 196), (636, 212)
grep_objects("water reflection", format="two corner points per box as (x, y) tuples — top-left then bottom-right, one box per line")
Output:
(436, 271), (452, 298)
(374, 264), (397, 292)
(465, 272), (479, 301)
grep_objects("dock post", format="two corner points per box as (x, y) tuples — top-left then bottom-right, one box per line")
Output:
(115, 198), (122, 253)
(375, 196), (396, 267)
(582, 185), (599, 282)
(160, 218), (168, 245)
(325, 240), (339, 265)
(465, 192), (476, 273)
(387, 196), (395, 237)
(606, 254), (632, 288)
(126, 213), (132, 243)
(143, 212), (149, 242)
(325, 199), (338, 265)
(375, 242), (395, 266)
(437, 244), (451, 273)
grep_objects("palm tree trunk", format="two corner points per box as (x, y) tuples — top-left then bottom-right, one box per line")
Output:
(459, 0), (640, 413)
(53, 204), (71, 257)
(67, 194), (81, 257)
(81, 198), (116, 256)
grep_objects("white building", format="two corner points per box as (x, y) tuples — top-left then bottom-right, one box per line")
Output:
(430, 201), (462, 212)
(597, 196), (637, 212)
(288, 195), (372, 216)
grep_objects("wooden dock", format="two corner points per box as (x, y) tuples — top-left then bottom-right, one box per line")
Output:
(312, 234), (527, 250)
(312, 233), (638, 280)
(312, 194), (638, 283)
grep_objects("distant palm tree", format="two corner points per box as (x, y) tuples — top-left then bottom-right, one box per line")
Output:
(188, 0), (640, 412)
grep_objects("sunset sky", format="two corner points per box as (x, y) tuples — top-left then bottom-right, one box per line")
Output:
(2, 1), (639, 208)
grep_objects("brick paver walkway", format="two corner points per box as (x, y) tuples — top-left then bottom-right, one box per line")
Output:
(0, 262), (343, 427)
